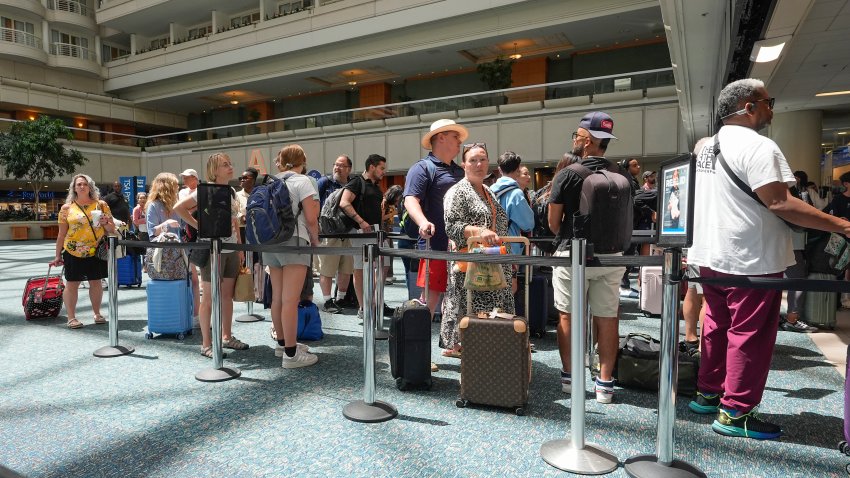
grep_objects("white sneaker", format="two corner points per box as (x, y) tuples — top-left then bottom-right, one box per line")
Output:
(595, 378), (614, 404)
(274, 343), (310, 357)
(560, 371), (571, 394)
(281, 347), (318, 368)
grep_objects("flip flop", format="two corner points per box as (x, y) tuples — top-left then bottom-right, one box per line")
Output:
(94, 315), (107, 325)
(442, 349), (462, 359)
(67, 318), (83, 329)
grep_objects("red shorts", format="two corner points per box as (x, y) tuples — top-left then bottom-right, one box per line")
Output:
(416, 259), (448, 293)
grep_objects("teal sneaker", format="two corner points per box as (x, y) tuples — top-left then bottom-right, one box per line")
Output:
(712, 407), (782, 440)
(689, 391), (721, 414)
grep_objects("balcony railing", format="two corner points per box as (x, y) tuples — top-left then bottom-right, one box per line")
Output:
(0, 28), (43, 49)
(7, 68), (673, 147)
(48, 0), (94, 17)
(50, 42), (97, 62)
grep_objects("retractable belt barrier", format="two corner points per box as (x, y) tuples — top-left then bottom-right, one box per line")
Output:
(103, 232), (841, 462)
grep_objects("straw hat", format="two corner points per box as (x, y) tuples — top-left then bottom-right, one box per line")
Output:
(421, 119), (469, 149)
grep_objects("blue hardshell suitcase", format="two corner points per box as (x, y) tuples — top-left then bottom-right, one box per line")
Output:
(146, 279), (193, 340)
(117, 254), (142, 287)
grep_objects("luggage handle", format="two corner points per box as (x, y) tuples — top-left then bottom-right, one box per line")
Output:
(465, 236), (530, 317)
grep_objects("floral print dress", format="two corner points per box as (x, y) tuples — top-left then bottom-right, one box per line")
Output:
(59, 201), (112, 258)
(440, 178), (514, 350)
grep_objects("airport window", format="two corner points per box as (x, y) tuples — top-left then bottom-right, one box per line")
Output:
(1, 17), (37, 48)
(50, 30), (91, 59)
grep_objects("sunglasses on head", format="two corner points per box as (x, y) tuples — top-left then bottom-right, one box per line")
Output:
(463, 142), (487, 154)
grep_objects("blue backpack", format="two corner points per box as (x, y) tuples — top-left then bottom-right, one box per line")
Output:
(245, 173), (301, 245)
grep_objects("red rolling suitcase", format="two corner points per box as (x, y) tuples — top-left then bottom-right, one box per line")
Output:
(23, 266), (65, 320)
(457, 237), (531, 415)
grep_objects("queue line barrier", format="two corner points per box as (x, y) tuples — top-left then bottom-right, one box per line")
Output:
(102, 234), (843, 475)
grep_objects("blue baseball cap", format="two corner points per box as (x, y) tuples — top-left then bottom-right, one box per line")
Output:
(579, 111), (617, 139)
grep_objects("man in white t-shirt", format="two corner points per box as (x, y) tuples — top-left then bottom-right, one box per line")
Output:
(687, 78), (850, 440)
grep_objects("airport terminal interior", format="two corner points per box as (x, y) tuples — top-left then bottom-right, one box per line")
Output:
(2, 0), (850, 476)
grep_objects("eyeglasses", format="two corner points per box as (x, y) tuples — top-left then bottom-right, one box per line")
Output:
(753, 97), (775, 109)
(572, 132), (590, 141)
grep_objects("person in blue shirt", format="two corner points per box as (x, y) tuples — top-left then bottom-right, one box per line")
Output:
(490, 151), (535, 293)
(403, 119), (467, 320)
(316, 154), (354, 313)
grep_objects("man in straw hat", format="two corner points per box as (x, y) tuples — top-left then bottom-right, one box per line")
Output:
(403, 119), (467, 324)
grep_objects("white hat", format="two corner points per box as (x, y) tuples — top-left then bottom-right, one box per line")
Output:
(421, 119), (469, 149)
(180, 168), (198, 178)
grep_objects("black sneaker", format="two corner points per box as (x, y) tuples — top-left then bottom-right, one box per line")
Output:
(688, 391), (721, 414)
(322, 298), (341, 314)
(712, 407), (782, 440)
(336, 297), (358, 309)
(679, 340), (700, 359)
(383, 303), (395, 317)
(780, 318), (817, 333)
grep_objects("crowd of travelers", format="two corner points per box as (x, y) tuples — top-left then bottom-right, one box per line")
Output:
(47, 77), (850, 442)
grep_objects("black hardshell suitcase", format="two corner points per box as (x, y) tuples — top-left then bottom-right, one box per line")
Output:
(457, 236), (531, 415)
(388, 239), (432, 391)
(515, 267), (548, 338)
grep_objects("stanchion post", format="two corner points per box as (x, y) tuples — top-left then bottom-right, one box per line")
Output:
(624, 247), (706, 478)
(235, 249), (264, 322)
(374, 227), (389, 340)
(94, 235), (134, 358)
(343, 241), (397, 423)
(540, 238), (618, 475)
(196, 239), (241, 382)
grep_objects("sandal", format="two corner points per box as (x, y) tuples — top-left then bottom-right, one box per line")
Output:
(200, 346), (227, 359)
(94, 314), (107, 325)
(442, 348), (462, 359)
(67, 318), (83, 329)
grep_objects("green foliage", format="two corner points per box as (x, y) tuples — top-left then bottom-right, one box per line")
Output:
(477, 57), (514, 90)
(0, 116), (87, 213)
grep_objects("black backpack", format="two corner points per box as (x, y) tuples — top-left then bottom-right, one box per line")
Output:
(531, 184), (556, 254)
(568, 162), (633, 254)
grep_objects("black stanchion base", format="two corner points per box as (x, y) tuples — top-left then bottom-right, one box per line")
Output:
(540, 439), (618, 475)
(624, 455), (706, 478)
(235, 313), (265, 323)
(93, 345), (135, 358)
(195, 367), (242, 382)
(374, 329), (389, 340)
(343, 400), (398, 423)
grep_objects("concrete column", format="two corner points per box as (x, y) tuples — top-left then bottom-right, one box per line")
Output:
(769, 109), (823, 183)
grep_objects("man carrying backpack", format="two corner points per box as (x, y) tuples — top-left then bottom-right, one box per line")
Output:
(316, 155), (353, 313)
(548, 111), (632, 404)
(338, 154), (387, 323)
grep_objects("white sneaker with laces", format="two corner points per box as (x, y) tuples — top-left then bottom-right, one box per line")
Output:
(281, 347), (318, 368)
(595, 378), (614, 404)
(275, 343), (310, 357)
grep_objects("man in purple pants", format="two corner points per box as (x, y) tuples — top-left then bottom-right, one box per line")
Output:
(688, 78), (850, 440)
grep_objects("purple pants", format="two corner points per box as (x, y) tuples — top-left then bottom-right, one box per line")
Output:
(698, 267), (783, 413)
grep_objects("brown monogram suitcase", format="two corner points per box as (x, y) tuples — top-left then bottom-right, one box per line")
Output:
(456, 237), (531, 415)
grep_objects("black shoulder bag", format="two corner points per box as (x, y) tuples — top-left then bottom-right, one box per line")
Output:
(713, 136), (804, 233)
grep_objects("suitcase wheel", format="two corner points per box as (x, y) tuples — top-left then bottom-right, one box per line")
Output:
(515, 407), (525, 416)
(455, 399), (468, 408)
(145, 332), (153, 340)
(176, 332), (186, 341)
(395, 378), (408, 391)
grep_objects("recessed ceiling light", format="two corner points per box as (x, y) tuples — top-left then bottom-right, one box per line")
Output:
(749, 36), (790, 63)
(816, 90), (850, 97)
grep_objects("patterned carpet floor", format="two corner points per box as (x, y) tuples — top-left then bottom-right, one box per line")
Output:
(0, 241), (848, 477)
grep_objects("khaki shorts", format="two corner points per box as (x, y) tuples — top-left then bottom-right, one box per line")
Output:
(552, 250), (625, 318)
(349, 232), (377, 271)
(200, 251), (241, 282)
(317, 238), (353, 276)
